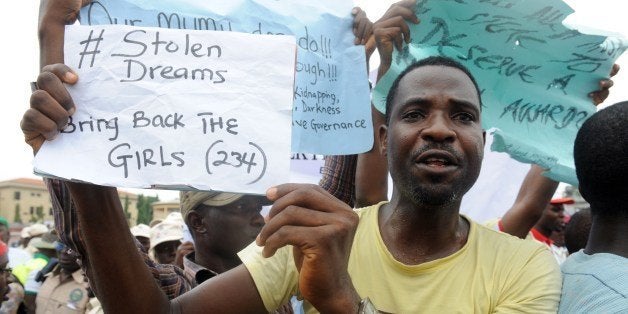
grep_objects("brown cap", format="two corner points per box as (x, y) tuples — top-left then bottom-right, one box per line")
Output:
(179, 191), (245, 221)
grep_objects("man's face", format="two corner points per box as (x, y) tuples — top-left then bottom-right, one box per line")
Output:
(0, 262), (9, 300)
(154, 240), (180, 265)
(203, 196), (266, 255)
(0, 226), (9, 244)
(381, 65), (484, 206)
(136, 236), (150, 253)
(541, 204), (566, 232)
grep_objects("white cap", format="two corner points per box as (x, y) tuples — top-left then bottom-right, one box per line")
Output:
(164, 212), (184, 225)
(22, 223), (49, 238)
(150, 220), (182, 250)
(130, 224), (150, 239)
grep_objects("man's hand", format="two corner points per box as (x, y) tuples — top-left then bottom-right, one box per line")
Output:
(174, 241), (195, 269)
(589, 63), (619, 106)
(258, 183), (360, 313)
(21, 64), (78, 155)
(373, 0), (419, 80)
(352, 7), (376, 60)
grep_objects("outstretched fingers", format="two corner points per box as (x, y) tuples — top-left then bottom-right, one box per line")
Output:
(380, 0), (419, 25)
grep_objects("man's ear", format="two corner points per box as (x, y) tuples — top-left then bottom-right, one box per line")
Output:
(187, 211), (207, 234)
(378, 124), (388, 156)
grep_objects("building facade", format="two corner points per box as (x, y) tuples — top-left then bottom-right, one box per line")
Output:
(0, 178), (140, 226)
(151, 200), (181, 222)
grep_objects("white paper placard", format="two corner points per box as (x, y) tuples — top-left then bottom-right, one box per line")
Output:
(34, 24), (296, 194)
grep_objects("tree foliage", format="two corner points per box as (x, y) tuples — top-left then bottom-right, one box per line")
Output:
(137, 194), (159, 225)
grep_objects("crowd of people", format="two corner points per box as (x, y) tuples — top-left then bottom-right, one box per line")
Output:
(3, 0), (625, 313)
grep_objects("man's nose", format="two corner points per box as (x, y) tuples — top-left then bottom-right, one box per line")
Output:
(420, 114), (456, 142)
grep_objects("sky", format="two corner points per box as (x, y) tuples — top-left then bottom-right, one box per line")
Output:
(1, 0), (627, 201)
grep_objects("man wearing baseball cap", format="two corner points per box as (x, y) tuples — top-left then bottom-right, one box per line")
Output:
(150, 220), (183, 266)
(179, 191), (267, 286)
(130, 224), (151, 254)
(531, 198), (573, 247)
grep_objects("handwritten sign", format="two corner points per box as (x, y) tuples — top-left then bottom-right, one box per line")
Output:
(373, 0), (626, 185)
(33, 24), (296, 194)
(79, 0), (372, 155)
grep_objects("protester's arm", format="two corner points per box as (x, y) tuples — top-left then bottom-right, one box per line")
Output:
(354, 0), (419, 207)
(498, 165), (559, 239)
(318, 8), (376, 208)
(318, 155), (357, 207)
(355, 106), (388, 207)
(38, 0), (89, 69)
(34, 0), (193, 301)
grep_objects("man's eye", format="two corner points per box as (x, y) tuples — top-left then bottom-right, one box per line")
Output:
(402, 110), (424, 120)
(454, 112), (475, 122)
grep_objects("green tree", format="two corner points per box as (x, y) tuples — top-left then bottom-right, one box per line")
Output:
(29, 206), (44, 223)
(136, 194), (159, 225)
(36, 206), (44, 222)
(122, 195), (131, 223)
(14, 204), (22, 224)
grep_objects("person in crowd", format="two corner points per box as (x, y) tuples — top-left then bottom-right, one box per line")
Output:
(531, 198), (571, 246)
(34, 241), (90, 313)
(549, 223), (569, 264)
(0, 218), (12, 244)
(0, 241), (25, 314)
(130, 224), (151, 253)
(178, 191), (266, 286)
(150, 220), (183, 266)
(19, 224), (49, 256)
(18, 231), (58, 313)
(563, 208), (592, 255)
(0, 217), (31, 269)
(558, 102), (628, 313)
(528, 198), (572, 264)
(14, 232), (57, 286)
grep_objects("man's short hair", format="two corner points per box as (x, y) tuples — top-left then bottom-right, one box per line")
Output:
(574, 101), (628, 216)
(384, 56), (483, 124)
(564, 208), (592, 254)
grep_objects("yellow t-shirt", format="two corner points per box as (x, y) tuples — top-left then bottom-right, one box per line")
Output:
(239, 202), (561, 313)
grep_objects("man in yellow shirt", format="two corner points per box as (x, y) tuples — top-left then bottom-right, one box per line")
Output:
(27, 0), (618, 312)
